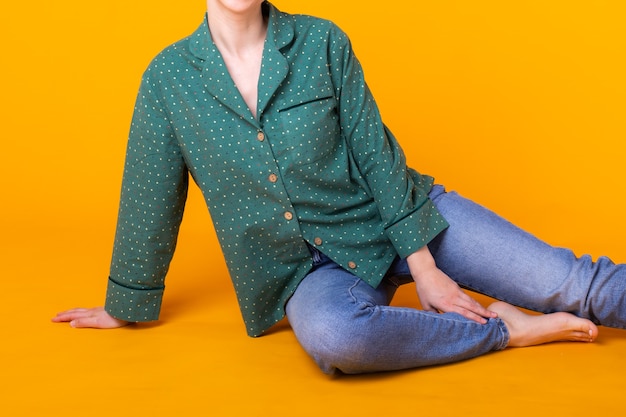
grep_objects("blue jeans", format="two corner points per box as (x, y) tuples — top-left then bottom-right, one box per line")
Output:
(285, 185), (626, 374)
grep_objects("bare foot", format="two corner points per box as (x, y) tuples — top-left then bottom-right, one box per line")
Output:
(488, 301), (598, 347)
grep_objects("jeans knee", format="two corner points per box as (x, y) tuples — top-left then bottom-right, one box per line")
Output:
(295, 310), (379, 375)
(304, 328), (368, 374)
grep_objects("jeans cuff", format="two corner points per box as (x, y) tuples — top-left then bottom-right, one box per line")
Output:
(492, 317), (510, 350)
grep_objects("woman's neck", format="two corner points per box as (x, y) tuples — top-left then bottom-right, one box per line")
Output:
(206, 1), (267, 56)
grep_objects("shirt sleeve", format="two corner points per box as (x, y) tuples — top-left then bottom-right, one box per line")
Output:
(328, 25), (448, 259)
(104, 66), (189, 322)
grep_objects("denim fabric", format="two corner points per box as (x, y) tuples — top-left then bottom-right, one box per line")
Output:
(286, 185), (626, 374)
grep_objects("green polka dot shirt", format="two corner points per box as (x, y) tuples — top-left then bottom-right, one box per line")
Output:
(104, 3), (448, 337)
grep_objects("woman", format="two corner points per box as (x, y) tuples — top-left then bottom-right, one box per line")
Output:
(54, 0), (625, 374)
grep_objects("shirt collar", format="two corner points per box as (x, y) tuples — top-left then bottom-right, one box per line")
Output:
(188, 2), (295, 61)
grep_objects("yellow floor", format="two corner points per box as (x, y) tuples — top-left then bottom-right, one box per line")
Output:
(3, 187), (625, 417)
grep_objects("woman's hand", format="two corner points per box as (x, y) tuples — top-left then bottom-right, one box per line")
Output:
(407, 247), (497, 324)
(52, 307), (130, 329)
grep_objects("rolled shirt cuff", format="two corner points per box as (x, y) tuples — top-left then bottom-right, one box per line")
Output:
(385, 198), (449, 259)
(104, 277), (164, 322)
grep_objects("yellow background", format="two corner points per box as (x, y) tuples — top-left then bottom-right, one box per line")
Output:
(1, 1), (625, 416)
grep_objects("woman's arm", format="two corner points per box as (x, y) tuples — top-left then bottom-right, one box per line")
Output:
(327, 26), (494, 322)
(54, 55), (189, 328)
(328, 24), (447, 259)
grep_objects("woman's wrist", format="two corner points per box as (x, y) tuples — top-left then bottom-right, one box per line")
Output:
(406, 246), (438, 280)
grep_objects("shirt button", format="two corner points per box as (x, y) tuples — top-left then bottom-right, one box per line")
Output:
(314, 237), (323, 246)
(284, 212), (294, 221)
(257, 131), (265, 141)
(268, 173), (278, 183)
(348, 261), (357, 269)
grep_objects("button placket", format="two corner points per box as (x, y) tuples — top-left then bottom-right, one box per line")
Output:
(255, 129), (301, 239)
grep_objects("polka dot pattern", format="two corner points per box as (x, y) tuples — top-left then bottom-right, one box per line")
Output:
(105, 4), (448, 337)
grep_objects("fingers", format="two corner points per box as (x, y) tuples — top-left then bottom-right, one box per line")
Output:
(456, 296), (498, 324)
(51, 307), (129, 329)
(51, 308), (92, 323)
(420, 293), (490, 323)
(458, 310), (489, 324)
